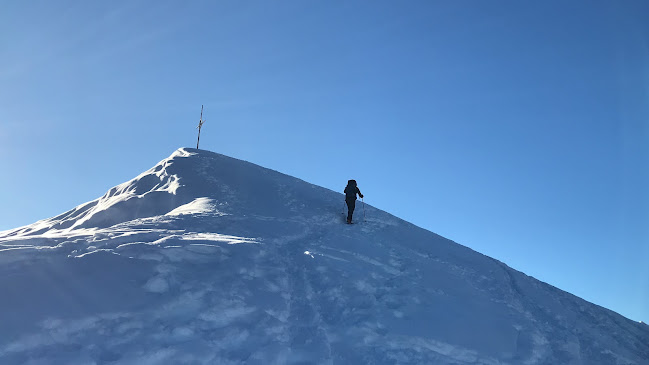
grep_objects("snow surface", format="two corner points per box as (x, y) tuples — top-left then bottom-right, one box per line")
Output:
(0, 148), (647, 364)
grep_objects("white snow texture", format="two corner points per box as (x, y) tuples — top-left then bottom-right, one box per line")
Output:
(0, 148), (647, 364)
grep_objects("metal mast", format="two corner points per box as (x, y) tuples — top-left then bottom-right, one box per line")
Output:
(196, 105), (205, 149)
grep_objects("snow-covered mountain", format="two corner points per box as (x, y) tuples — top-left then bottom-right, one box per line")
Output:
(1, 148), (647, 365)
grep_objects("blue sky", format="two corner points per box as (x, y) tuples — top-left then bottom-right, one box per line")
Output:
(1, 1), (647, 322)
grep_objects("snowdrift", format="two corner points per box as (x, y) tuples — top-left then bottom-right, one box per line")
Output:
(0, 148), (647, 364)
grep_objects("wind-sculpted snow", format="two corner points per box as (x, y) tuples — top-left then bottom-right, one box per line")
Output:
(0, 148), (647, 364)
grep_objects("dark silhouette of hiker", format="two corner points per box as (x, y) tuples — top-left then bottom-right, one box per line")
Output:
(344, 180), (363, 224)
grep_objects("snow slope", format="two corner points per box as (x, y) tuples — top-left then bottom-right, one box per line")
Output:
(1, 148), (647, 364)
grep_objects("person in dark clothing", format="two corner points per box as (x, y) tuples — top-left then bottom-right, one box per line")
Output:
(344, 179), (363, 224)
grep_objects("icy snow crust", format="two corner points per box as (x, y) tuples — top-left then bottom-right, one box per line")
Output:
(0, 148), (647, 364)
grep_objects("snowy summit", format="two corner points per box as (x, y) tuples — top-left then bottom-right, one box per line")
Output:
(0, 148), (647, 364)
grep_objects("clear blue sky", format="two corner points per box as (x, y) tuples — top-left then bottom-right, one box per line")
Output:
(1, 1), (647, 322)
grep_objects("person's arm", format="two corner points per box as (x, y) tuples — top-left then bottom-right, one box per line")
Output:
(357, 187), (363, 199)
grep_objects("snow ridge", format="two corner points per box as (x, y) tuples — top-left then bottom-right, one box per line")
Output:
(0, 148), (647, 364)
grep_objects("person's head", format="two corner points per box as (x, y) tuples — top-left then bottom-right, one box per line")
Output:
(348, 179), (357, 186)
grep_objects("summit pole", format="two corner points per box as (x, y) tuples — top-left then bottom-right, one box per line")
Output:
(196, 105), (205, 149)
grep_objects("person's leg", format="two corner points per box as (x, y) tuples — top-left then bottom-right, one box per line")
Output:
(346, 199), (356, 222)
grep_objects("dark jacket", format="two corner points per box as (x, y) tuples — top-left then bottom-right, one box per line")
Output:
(344, 180), (363, 201)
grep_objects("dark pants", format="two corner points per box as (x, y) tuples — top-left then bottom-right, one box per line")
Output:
(346, 198), (356, 222)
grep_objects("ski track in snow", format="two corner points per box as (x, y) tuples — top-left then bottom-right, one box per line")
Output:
(1, 148), (647, 364)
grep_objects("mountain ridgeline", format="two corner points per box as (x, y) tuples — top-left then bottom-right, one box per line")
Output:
(0, 148), (646, 364)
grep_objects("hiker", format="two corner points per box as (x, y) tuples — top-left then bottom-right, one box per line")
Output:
(344, 179), (363, 224)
